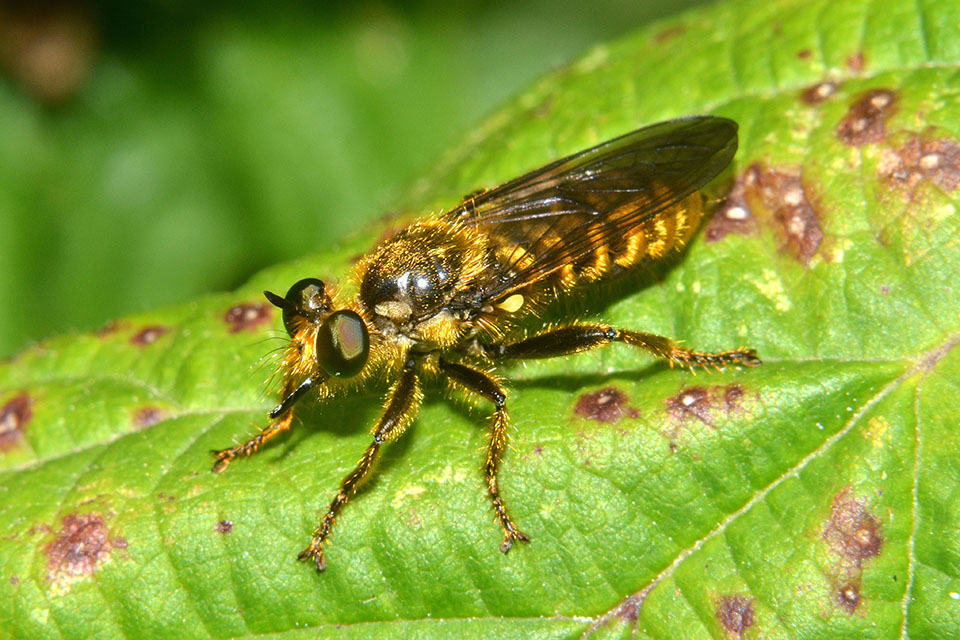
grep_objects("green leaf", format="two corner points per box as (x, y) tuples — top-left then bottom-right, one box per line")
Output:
(2, 0), (960, 637)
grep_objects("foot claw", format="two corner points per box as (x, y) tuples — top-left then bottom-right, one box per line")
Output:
(210, 450), (232, 473)
(298, 546), (327, 572)
(499, 530), (530, 554)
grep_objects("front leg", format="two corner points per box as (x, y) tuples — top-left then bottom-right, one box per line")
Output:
(487, 325), (760, 370)
(439, 359), (530, 553)
(298, 362), (422, 571)
(211, 376), (320, 472)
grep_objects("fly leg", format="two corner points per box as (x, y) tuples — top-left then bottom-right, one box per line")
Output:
(486, 325), (760, 370)
(299, 361), (422, 571)
(439, 359), (529, 553)
(211, 376), (319, 472)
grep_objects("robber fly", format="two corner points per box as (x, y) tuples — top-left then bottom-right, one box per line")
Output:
(212, 115), (761, 571)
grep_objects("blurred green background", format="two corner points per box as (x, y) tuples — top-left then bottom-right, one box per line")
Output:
(0, 0), (708, 358)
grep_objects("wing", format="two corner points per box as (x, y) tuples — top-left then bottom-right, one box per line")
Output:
(447, 116), (738, 302)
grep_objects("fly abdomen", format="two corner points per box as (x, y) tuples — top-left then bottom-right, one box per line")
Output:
(602, 192), (702, 272)
(491, 192), (703, 292)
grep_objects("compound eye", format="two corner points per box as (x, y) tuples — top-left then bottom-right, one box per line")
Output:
(316, 310), (369, 378)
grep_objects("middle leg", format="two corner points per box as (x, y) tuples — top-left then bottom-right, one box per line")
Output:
(439, 359), (529, 553)
(298, 362), (422, 571)
(211, 375), (320, 472)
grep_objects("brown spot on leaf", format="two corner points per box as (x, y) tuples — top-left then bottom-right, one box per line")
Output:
(718, 164), (822, 264)
(724, 385), (744, 411)
(665, 385), (749, 449)
(584, 586), (653, 635)
(847, 51), (865, 72)
(0, 393), (32, 452)
(130, 325), (169, 347)
(157, 492), (176, 503)
(224, 303), (272, 333)
(823, 489), (883, 564)
(615, 596), (641, 623)
(667, 387), (712, 425)
(666, 384), (748, 427)
(113, 537), (128, 549)
(94, 321), (122, 337)
(10, 575), (19, 586)
(800, 80), (838, 105)
(706, 169), (758, 243)
(822, 489), (882, 614)
(771, 177), (823, 264)
(574, 388), (639, 424)
(881, 134), (960, 196)
(533, 95), (555, 119)
(835, 581), (861, 614)
(836, 89), (896, 146)
(405, 508), (422, 529)
(716, 595), (755, 635)
(652, 23), (686, 44)
(133, 406), (166, 429)
(796, 48), (812, 59)
(216, 520), (233, 534)
(44, 514), (121, 590)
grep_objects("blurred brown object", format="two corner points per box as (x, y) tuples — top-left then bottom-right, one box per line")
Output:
(0, 1), (97, 103)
